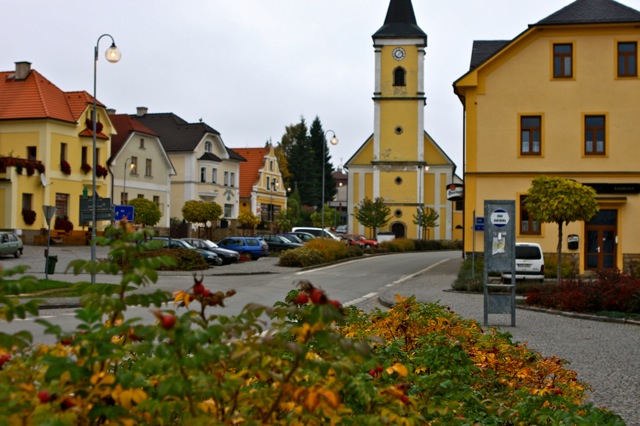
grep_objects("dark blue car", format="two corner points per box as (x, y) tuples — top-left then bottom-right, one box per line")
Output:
(217, 237), (269, 260)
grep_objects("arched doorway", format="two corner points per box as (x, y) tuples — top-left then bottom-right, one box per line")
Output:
(391, 222), (406, 239)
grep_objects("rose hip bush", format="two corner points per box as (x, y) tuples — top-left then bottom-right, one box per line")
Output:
(0, 223), (624, 424)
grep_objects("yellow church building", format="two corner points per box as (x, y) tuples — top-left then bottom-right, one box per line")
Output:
(346, 0), (461, 241)
(454, 0), (640, 274)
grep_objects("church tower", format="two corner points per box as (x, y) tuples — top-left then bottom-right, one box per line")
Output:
(346, 0), (460, 240)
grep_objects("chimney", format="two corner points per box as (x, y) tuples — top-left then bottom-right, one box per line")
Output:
(106, 108), (116, 115)
(15, 61), (32, 80)
(136, 106), (148, 117)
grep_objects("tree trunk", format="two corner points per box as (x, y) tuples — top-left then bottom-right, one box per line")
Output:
(556, 221), (563, 284)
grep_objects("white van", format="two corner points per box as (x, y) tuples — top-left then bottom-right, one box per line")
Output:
(291, 227), (342, 241)
(501, 242), (545, 283)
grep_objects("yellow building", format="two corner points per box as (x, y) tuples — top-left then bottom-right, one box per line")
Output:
(346, 0), (460, 240)
(233, 144), (287, 229)
(454, 0), (640, 273)
(0, 62), (115, 240)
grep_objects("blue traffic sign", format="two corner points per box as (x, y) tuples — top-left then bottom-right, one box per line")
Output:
(475, 217), (485, 225)
(114, 205), (134, 222)
(473, 224), (485, 231)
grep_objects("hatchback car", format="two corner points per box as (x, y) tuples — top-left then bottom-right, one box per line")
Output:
(0, 232), (23, 258)
(501, 242), (545, 283)
(150, 237), (222, 266)
(182, 238), (240, 265)
(291, 227), (342, 241)
(346, 234), (379, 248)
(217, 237), (269, 260)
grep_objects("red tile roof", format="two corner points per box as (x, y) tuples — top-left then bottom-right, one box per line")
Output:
(0, 66), (98, 123)
(109, 113), (158, 156)
(233, 147), (269, 198)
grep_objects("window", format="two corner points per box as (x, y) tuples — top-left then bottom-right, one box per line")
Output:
(55, 193), (69, 217)
(60, 143), (67, 165)
(140, 138), (145, 149)
(131, 156), (138, 174)
(272, 177), (278, 191)
(520, 116), (541, 155)
(204, 141), (212, 152)
(121, 192), (128, 205)
(553, 43), (573, 78)
(96, 148), (101, 165)
(230, 172), (235, 187)
(22, 193), (33, 211)
(270, 160), (274, 171)
(153, 196), (160, 207)
(224, 171), (229, 186)
(585, 115), (606, 155)
(145, 159), (152, 177)
(212, 168), (218, 184)
(520, 195), (541, 235)
(618, 42), (637, 77)
(81, 147), (88, 165)
(393, 67), (406, 86)
(224, 204), (233, 218)
(266, 176), (270, 191)
(138, 194), (144, 199)
(27, 146), (37, 161)
(200, 167), (207, 183)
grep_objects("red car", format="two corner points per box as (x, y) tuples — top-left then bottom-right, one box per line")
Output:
(341, 235), (364, 247)
(346, 234), (379, 248)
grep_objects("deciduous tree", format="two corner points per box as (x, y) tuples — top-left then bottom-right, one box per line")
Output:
(524, 176), (599, 282)
(182, 200), (223, 233)
(127, 198), (161, 227)
(413, 206), (439, 240)
(353, 197), (391, 239)
(237, 211), (260, 235)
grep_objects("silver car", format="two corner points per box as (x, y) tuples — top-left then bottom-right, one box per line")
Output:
(0, 232), (23, 258)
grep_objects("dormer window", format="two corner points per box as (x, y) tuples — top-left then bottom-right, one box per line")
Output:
(393, 67), (406, 86)
(204, 141), (212, 152)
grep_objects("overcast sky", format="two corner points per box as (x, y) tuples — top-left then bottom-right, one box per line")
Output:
(6, 0), (639, 173)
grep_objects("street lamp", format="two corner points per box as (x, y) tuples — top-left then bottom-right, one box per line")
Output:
(91, 34), (121, 284)
(321, 130), (339, 234)
(122, 157), (134, 205)
(270, 178), (278, 230)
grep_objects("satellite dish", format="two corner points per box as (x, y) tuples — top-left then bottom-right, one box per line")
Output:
(40, 173), (46, 187)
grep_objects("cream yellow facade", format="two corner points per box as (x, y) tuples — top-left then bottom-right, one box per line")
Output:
(0, 109), (114, 235)
(454, 1), (640, 273)
(346, 0), (460, 240)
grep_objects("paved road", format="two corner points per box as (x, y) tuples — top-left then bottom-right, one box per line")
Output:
(2, 246), (638, 425)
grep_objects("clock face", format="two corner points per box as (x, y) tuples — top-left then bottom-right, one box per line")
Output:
(392, 47), (406, 61)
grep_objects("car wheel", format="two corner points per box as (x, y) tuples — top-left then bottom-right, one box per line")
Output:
(214, 256), (223, 266)
(364, 244), (371, 248)
(14, 249), (21, 258)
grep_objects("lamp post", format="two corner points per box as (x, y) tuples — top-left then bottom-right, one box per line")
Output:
(91, 34), (121, 284)
(270, 179), (278, 231)
(122, 157), (133, 205)
(321, 130), (339, 234)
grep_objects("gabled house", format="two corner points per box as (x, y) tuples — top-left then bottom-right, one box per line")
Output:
(0, 61), (115, 241)
(454, 0), (640, 273)
(108, 113), (176, 227)
(130, 108), (245, 222)
(346, 0), (460, 240)
(232, 144), (286, 228)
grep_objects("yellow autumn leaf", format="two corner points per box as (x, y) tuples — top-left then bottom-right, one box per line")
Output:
(90, 372), (115, 386)
(386, 362), (408, 377)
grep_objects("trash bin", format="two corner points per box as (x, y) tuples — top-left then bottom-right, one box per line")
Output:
(46, 255), (58, 274)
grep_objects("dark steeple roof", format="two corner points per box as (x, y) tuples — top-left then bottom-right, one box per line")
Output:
(372, 0), (426, 44)
(536, 0), (640, 25)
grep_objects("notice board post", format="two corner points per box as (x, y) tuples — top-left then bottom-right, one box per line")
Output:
(483, 200), (516, 326)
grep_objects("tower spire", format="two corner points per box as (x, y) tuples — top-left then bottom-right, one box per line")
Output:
(373, 0), (426, 43)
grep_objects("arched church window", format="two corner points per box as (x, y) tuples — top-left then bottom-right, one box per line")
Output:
(393, 67), (406, 86)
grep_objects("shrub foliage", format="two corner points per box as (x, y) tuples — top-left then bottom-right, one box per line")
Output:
(0, 223), (624, 424)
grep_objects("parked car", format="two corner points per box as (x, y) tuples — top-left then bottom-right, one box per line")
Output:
(0, 231), (23, 258)
(291, 227), (342, 241)
(150, 237), (222, 266)
(335, 225), (347, 234)
(277, 233), (304, 244)
(346, 234), (379, 248)
(181, 238), (241, 265)
(217, 236), (269, 260)
(287, 232), (316, 243)
(501, 242), (545, 283)
(257, 234), (303, 252)
(341, 235), (364, 247)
